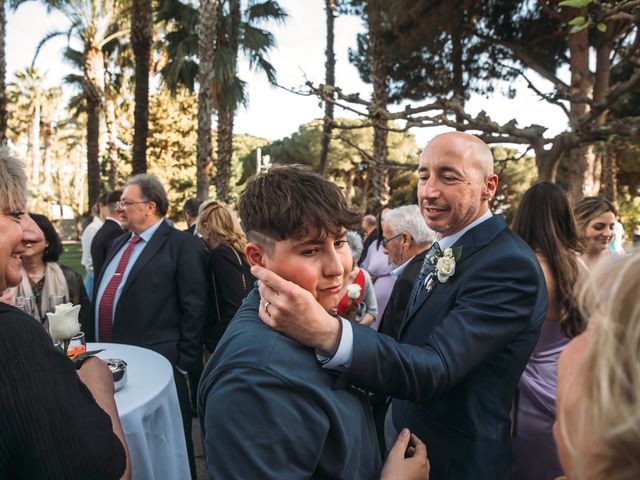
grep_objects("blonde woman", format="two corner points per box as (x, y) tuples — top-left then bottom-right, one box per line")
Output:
(573, 197), (617, 270)
(197, 200), (255, 353)
(554, 252), (640, 479)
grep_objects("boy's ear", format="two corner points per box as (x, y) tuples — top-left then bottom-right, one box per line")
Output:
(245, 242), (267, 267)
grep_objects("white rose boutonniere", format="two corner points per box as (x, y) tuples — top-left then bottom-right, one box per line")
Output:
(47, 303), (81, 354)
(428, 246), (462, 289)
(347, 284), (362, 300)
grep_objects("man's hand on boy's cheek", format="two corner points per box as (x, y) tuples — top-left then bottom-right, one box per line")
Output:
(252, 265), (342, 355)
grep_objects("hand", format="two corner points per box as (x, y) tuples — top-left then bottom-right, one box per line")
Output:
(251, 265), (342, 354)
(77, 357), (115, 397)
(380, 429), (430, 480)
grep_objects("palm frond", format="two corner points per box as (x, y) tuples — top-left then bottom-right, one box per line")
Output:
(32, 30), (70, 67)
(246, 0), (287, 24)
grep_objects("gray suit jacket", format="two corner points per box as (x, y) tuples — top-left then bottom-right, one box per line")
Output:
(198, 289), (382, 479)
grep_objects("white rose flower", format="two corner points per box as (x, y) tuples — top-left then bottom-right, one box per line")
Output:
(444, 247), (453, 257)
(347, 284), (362, 300)
(436, 256), (456, 283)
(48, 303), (81, 341)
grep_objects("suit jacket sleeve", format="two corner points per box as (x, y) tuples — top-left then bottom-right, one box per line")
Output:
(343, 248), (543, 406)
(201, 367), (329, 478)
(176, 235), (210, 371)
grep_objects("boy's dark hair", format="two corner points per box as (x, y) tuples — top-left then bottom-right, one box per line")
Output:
(238, 165), (360, 243)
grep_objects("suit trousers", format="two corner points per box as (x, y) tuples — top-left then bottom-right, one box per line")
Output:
(173, 367), (196, 480)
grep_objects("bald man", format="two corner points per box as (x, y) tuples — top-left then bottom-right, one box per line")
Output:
(251, 132), (547, 480)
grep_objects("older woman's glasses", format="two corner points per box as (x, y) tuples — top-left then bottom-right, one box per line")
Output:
(381, 233), (402, 247)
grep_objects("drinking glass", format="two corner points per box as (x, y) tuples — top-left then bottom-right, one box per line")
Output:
(16, 295), (38, 318)
(48, 294), (67, 314)
(67, 332), (87, 359)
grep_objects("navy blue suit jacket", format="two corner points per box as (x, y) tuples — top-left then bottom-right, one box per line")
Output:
(340, 215), (547, 480)
(88, 220), (209, 372)
(199, 289), (382, 479)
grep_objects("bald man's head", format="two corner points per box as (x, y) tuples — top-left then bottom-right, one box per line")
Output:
(416, 131), (499, 237)
(422, 132), (494, 180)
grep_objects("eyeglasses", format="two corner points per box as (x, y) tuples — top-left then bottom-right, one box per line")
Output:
(381, 233), (402, 247)
(117, 200), (149, 209)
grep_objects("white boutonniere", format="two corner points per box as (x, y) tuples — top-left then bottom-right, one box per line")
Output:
(425, 246), (462, 292)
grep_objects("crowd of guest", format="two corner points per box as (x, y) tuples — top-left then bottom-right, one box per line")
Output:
(1, 129), (639, 480)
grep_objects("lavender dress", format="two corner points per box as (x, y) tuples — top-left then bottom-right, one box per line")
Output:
(511, 319), (569, 480)
(359, 241), (395, 330)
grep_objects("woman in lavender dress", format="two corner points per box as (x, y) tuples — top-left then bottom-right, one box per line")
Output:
(510, 182), (587, 480)
(359, 207), (395, 329)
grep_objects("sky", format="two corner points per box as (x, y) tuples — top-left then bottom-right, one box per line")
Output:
(6, 0), (570, 148)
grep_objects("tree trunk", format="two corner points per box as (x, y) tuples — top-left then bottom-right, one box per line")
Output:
(565, 9), (596, 202)
(367, 1), (389, 212)
(196, 0), (217, 200)
(104, 87), (119, 190)
(602, 146), (618, 203)
(83, 45), (105, 210)
(28, 100), (41, 184)
(0, 0), (6, 143)
(41, 116), (52, 190)
(131, 0), (152, 175)
(215, 106), (234, 203)
(319, 0), (336, 177)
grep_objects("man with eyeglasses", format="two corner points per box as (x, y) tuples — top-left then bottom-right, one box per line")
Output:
(89, 174), (210, 480)
(378, 205), (434, 338)
(90, 190), (124, 278)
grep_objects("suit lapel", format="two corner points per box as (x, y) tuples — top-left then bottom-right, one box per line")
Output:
(120, 220), (170, 296)
(399, 215), (508, 338)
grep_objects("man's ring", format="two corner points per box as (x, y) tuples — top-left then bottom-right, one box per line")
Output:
(264, 301), (271, 316)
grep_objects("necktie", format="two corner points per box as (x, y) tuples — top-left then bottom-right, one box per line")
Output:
(411, 241), (441, 305)
(98, 235), (141, 342)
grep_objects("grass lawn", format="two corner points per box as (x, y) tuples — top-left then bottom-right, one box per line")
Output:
(60, 242), (85, 278)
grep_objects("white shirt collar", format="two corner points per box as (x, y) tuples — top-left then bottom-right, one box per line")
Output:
(436, 210), (493, 251)
(391, 256), (413, 278)
(105, 216), (123, 227)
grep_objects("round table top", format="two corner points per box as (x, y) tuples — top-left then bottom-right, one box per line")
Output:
(89, 342), (174, 417)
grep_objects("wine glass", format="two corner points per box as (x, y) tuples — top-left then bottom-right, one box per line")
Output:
(67, 332), (87, 359)
(48, 294), (67, 314)
(16, 295), (38, 318)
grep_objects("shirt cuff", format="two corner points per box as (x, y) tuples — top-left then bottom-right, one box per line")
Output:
(316, 317), (353, 372)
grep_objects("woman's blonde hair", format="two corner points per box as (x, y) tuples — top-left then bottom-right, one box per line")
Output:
(196, 200), (247, 257)
(0, 147), (27, 211)
(560, 251), (640, 479)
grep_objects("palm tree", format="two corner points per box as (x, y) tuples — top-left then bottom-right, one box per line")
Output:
(7, 68), (46, 183)
(131, 0), (152, 174)
(196, 0), (217, 199)
(11, 0), (127, 209)
(0, 0), (7, 142)
(158, 0), (286, 202)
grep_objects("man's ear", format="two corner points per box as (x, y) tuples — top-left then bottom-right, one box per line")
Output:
(245, 242), (267, 267)
(482, 174), (499, 202)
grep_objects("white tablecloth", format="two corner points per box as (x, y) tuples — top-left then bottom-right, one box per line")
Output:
(90, 343), (190, 480)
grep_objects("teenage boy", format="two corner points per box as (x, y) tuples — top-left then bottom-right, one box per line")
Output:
(198, 165), (383, 478)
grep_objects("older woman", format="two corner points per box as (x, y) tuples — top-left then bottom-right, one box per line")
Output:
(573, 197), (618, 270)
(555, 252), (640, 480)
(8, 213), (89, 328)
(0, 147), (130, 479)
(197, 200), (255, 353)
(333, 231), (377, 326)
